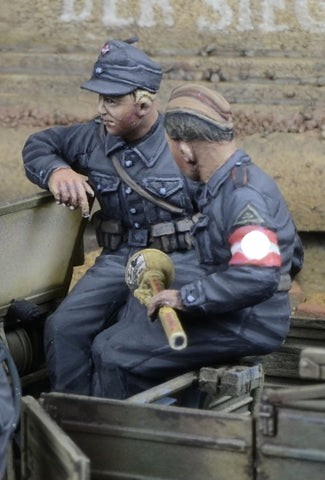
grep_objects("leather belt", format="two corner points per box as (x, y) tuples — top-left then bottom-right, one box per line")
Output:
(94, 215), (194, 253)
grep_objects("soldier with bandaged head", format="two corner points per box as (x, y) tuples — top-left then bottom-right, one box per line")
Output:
(147, 83), (304, 349)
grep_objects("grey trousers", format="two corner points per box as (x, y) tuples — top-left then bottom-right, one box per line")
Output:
(0, 365), (15, 477)
(91, 291), (290, 399)
(44, 247), (202, 395)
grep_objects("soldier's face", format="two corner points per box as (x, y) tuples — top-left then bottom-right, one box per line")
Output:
(98, 94), (140, 137)
(166, 135), (199, 181)
(166, 135), (182, 167)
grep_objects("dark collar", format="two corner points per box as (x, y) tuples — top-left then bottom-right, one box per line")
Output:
(207, 149), (251, 196)
(103, 113), (165, 167)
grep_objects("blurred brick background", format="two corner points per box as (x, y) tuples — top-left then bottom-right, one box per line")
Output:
(1, 0), (324, 307)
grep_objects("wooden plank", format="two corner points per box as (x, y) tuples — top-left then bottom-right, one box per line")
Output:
(300, 348), (325, 380)
(256, 392), (325, 480)
(21, 396), (90, 480)
(41, 392), (254, 480)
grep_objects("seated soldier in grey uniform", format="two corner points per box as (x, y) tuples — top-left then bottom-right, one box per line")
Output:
(22, 39), (202, 396)
(92, 83), (304, 399)
(0, 342), (20, 479)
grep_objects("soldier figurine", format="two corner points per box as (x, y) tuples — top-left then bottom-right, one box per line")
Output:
(22, 39), (202, 396)
(146, 83), (304, 360)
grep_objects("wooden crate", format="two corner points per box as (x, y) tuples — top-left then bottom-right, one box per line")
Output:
(20, 363), (264, 480)
(263, 315), (325, 381)
(256, 382), (325, 480)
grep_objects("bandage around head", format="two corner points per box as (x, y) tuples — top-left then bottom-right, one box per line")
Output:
(166, 83), (233, 130)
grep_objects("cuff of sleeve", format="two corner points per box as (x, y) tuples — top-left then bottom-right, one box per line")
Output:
(180, 281), (205, 308)
(43, 164), (71, 187)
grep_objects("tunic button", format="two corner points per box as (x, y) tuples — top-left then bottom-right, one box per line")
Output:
(129, 208), (136, 214)
(186, 294), (196, 303)
(125, 187), (132, 194)
(125, 160), (133, 167)
(159, 187), (167, 196)
(134, 223), (141, 229)
(97, 184), (101, 191)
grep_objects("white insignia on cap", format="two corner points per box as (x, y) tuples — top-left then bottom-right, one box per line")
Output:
(101, 43), (110, 55)
(241, 231), (271, 260)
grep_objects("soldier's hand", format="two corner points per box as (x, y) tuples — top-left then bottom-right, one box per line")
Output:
(147, 289), (185, 320)
(48, 168), (94, 218)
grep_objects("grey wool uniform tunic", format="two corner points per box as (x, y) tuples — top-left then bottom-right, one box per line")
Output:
(92, 149), (303, 399)
(22, 114), (202, 396)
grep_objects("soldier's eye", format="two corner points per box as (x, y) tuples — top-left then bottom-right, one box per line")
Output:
(104, 97), (115, 104)
(99, 95), (115, 105)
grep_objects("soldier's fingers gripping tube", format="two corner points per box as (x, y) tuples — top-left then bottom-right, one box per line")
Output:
(125, 249), (188, 350)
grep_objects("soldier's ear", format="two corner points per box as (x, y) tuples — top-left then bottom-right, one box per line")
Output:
(136, 96), (153, 116)
(179, 141), (194, 163)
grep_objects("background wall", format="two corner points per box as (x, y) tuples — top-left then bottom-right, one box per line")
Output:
(2, 0), (325, 54)
(0, 0), (324, 231)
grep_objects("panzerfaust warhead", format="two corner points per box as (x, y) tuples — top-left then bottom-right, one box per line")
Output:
(125, 248), (187, 350)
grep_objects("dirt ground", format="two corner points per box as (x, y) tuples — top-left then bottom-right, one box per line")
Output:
(1, 123), (324, 308)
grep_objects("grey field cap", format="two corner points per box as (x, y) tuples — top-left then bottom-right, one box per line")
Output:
(81, 38), (162, 96)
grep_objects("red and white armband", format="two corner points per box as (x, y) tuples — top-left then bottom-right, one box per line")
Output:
(228, 225), (281, 267)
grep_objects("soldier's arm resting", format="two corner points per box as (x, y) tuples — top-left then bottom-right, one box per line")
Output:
(22, 124), (95, 217)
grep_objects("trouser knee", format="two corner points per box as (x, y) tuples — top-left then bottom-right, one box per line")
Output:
(44, 313), (55, 343)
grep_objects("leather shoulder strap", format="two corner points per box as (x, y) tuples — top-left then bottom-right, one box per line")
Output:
(112, 155), (185, 215)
